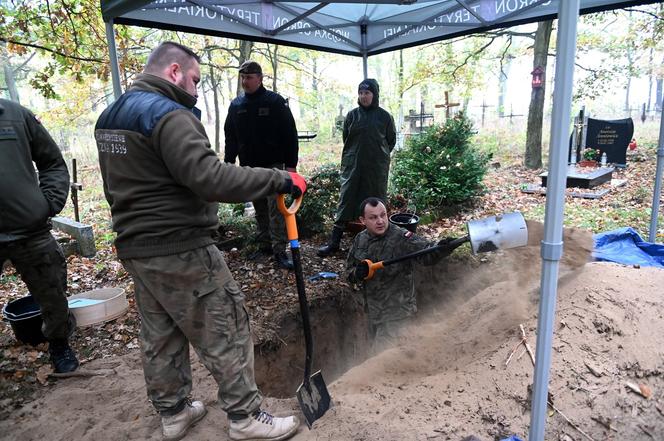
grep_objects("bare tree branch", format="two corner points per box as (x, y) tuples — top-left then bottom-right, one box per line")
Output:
(0, 37), (103, 63)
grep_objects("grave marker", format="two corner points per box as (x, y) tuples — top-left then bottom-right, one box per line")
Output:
(585, 117), (633, 166)
(435, 92), (460, 119)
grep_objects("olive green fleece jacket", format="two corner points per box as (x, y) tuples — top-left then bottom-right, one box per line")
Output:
(0, 99), (69, 242)
(95, 74), (290, 259)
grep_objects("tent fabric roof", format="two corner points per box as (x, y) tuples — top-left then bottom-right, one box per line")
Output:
(101, 0), (657, 56)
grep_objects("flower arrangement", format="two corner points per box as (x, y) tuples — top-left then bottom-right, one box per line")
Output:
(582, 148), (601, 161)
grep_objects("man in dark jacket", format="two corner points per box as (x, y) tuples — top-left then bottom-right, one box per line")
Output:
(224, 61), (299, 270)
(318, 79), (396, 256)
(0, 98), (78, 373)
(95, 42), (303, 441)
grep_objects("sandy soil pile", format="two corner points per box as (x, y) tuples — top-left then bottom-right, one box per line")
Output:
(1, 224), (663, 441)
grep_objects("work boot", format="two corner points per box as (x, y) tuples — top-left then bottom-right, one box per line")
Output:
(48, 339), (79, 373)
(317, 226), (344, 257)
(229, 410), (299, 441)
(274, 251), (294, 270)
(161, 399), (207, 441)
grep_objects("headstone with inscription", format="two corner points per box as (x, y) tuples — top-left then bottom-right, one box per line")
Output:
(584, 117), (633, 167)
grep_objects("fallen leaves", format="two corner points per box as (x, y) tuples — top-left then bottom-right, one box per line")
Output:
(625, 381), (652, 399)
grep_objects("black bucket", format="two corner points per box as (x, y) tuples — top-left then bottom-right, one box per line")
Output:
(2, 295), (47, 345)
(389, 213), (420, 233)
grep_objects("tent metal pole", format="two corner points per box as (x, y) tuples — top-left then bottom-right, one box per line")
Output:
(105, 20), (122, 100)
(528, 1), (579, 440)
(648, 98), (664, 243)
(361, 22), (368, 79)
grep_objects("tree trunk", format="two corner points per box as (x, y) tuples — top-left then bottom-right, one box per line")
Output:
(201, 78), (213, 125)
(524, 20), (553, 170)
(1, 44), (20, 103)
(498, 56), (513, 117)
(656, 55), (663, 112)
(624, 43), (633, 117)
(269, 44), (279, 92)
(206, 50), (222, 153)
(2, 61), (20, 103)
(397, 50), (405, 130)
(647, 47), (653, 111)
(236, 40), (253, 97)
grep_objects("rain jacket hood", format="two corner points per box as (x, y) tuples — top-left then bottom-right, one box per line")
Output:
(358, 78), (380, 109)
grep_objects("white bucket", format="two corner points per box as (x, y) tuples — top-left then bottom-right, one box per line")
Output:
(467, 212), (528, 254)
(68, 288), (128, 327)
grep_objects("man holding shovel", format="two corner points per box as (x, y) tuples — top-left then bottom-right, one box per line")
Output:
(95, 42), (304, 441)
(345, 197), (459, 350)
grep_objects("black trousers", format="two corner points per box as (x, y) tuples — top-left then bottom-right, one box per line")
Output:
(1, 231), (72, 340)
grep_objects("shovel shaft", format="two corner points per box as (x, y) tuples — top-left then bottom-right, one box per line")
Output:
(381, 235), (469, 267)
(277, 195), (314, 382)
(291, 246), (314, 381)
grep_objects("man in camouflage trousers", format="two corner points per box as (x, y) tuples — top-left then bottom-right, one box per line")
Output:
(0, 98), (78, 373)
(346, 197), (456, 350)
(95, 42), (304, 441)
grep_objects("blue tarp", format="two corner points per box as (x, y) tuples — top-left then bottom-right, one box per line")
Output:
(593, 227), (664, 268)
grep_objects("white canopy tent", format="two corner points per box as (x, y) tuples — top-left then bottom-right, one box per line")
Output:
(100, 1), (663, 439)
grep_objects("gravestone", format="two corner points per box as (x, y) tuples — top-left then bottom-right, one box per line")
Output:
(584, 118), (633, 166)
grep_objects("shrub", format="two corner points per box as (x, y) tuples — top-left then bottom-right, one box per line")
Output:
(216, 203), (256, 250)
(297, 163), (341, 237)
(390, 113), (491, 210)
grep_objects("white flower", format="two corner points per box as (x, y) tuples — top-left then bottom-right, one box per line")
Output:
(456, 162), (461, 167)
(425, 146), (432, 153)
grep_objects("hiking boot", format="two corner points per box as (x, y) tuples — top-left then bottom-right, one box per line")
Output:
(48, 339), (79, 373)
(317, 226), (344, 257)
(229, 410), (299, 441)
(161, 399), (207, 441)
(274, 251), (294, 270)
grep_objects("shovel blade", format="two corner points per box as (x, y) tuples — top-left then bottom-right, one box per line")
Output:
(296, 370), (332, 428)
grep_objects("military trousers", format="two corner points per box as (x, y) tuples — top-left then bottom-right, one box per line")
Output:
(372, 317), (409, 353)
(252, 163), (287, 254)
(122, 244), (263, 417)
(0, 231), (72, 340)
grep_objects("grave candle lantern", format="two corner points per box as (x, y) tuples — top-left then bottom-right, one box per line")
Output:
(531, 66), (544, 89)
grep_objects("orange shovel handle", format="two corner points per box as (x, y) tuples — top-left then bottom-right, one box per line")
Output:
(362, 259), (384, 280)
(277, 194), (303, 241)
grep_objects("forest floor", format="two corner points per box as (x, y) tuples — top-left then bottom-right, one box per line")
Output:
(0, 146), (662, 440)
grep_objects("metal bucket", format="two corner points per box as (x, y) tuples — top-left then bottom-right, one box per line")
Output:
(389, 213), (420, 233)
(467, 212), (528, 254)
(2, 295), (47, 345)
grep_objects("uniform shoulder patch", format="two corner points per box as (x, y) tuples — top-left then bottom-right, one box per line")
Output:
(404, 231), (413, 238)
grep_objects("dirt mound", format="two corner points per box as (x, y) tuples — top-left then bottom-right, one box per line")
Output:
(1, 229), (663, 440)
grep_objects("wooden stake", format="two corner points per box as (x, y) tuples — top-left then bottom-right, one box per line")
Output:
(520, 324), (536, 366)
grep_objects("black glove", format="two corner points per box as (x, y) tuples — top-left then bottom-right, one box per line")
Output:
(435, 237), (458, 258)
(354, 261), (370, 281)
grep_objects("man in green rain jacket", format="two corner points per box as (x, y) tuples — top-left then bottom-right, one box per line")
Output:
(318, 79), (396, 256)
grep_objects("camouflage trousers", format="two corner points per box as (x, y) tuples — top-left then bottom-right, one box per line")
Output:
(0, 231), (72, 340)
(122, 244), (263, 417)
(252, 163), (287, 254)
(372, 317), (409, 353)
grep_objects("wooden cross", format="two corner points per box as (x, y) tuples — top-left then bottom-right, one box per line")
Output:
(435, 91), (460, 119)
(477, 100), (493, 127)
(499, 105), (523, 124)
